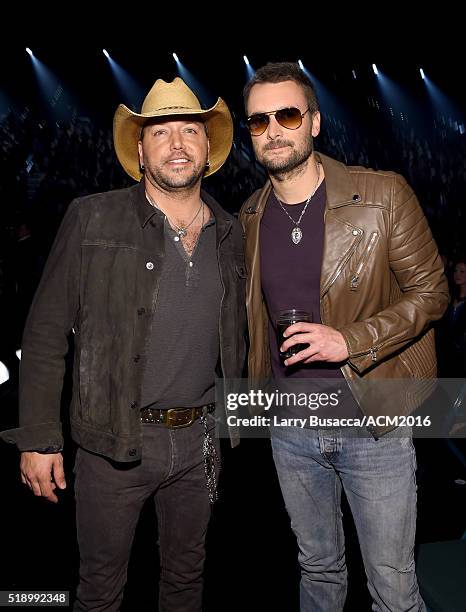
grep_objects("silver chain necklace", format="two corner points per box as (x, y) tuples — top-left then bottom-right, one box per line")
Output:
(274, 162), (321, 245)
(145, 191), (204, 241)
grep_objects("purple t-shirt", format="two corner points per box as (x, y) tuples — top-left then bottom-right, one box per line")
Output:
(260, 180), (359, 418)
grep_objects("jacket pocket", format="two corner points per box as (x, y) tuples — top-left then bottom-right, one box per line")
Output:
(350, 231), (379, 290)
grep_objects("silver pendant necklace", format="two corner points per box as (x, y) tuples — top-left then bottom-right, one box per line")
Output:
(145, 191), (203, 241)
(275, 162), (321, 245)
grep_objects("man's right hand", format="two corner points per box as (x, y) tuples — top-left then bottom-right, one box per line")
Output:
(20, 452), (67, 504)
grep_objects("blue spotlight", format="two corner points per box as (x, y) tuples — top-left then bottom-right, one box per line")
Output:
(422, 71), (463, 126)
(26, 47), (33, 56)
(27, 52), (73, 121)
(298, 60), (350, 121)
(104, 53), (145, 111)
(172, 56), (216, 107)
(298, 59), (304, 70)
(420, 68), (425, 80)
(371, 65), (421, 128)
(103, 49), (110, 59)
(372, 64), (379, 76)
(243, 55), (255, 79)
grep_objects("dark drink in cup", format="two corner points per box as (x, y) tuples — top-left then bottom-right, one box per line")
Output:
(276, 310), (312, 360)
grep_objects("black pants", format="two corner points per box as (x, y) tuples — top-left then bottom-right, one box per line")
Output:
(73, 417), (218, 612)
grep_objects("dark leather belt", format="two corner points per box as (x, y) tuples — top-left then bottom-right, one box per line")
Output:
(140, 403), (215, 428)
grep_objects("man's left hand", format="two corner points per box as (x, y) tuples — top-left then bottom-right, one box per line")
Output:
(280, 322), (349, 367)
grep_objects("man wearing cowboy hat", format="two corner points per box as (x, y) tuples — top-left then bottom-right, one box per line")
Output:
(1, 78), (246, 611)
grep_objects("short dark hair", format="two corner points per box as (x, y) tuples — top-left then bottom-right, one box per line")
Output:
(243, 62), (319, 116)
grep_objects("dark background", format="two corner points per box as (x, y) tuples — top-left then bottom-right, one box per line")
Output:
(1, 20), (466, 611)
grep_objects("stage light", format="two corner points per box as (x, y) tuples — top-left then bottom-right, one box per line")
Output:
(372, 64), (379, 75)
(104, 54), (145, 111)
(422, 70), (462, 123)
(103, 49), (110, 59)
(298, 60), (304, 70)
(26, 48), (33, 56)
(0, 361), (9, 385)
(352, 70), (357, 79)
(173, 53), (179, 62)
(16, 350), (21, 360)
(243, 55), (255, 78)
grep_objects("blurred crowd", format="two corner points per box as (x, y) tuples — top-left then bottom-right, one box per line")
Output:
(0, 103), (465, 376)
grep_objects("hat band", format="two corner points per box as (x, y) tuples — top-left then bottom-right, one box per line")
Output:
(150, 105), (200, 112)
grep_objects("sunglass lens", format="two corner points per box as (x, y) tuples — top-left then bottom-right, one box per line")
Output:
(276, 107), (302, 130)
(247, 114), (269, 136)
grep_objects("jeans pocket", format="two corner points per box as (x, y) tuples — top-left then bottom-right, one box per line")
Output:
(204, 412), (217, 433)
(72, 446), (81, 475)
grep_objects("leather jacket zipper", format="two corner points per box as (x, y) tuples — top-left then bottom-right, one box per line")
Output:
(350, 231), (379, 290)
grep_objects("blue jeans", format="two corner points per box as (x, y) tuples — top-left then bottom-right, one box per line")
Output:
(270, 425), (426, 612)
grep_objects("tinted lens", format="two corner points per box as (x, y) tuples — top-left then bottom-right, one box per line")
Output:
(275, 107), (303, 130)
(247, 114), (269, 136)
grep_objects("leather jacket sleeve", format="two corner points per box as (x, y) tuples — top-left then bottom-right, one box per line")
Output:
(339, 175), (449, 374)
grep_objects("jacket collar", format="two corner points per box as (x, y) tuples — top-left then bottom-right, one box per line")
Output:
(244, 151), (362, 215)
(130, 179), (232, 236)
(132, 180), (159, 228)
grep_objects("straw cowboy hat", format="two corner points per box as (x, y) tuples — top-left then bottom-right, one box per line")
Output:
(113, 77), (233, 181)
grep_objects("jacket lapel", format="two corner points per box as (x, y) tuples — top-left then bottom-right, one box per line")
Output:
(242, 183), (270, 315)
(316, 153), (364, 297)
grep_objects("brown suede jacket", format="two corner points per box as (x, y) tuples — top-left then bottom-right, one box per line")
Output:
(1, 181), (247, 460)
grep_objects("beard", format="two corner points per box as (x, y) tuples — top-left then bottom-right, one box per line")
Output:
(145, 153), (208, 192)
(257, 136), (314, 178)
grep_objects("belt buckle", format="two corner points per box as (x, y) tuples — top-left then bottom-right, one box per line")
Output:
(166, 407), (196, 429)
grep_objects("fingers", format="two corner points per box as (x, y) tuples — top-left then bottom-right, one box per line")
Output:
(283, 346), (317, 367)
(283, 322), (316, 337)
(20, 452), (63, 503)
(30, 475), (59, 503)
(281, 324), (349, 365)
(52, 459), (67, 490)
(280, 332), (313, 354)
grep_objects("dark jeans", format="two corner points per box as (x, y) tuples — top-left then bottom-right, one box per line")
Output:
(73, 416), (218, 612)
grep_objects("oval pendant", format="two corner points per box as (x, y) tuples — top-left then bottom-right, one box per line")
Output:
(291, 227), (302, 244)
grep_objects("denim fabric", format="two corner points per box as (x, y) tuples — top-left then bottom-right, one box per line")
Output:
(73, 416), (219, 612)
(270, 425), (426, 612)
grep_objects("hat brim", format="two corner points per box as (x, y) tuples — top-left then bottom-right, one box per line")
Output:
(113, 98), (233, 181)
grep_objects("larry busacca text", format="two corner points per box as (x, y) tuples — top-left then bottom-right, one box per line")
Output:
(225, 414), (432, 429)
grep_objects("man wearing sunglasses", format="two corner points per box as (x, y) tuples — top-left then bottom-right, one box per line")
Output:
(239, 62), (448, 611)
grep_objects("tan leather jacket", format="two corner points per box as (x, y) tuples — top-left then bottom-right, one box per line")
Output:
(239, 152), (449, 435)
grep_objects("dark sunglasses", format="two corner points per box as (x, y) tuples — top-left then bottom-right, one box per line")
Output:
(246, 107), (310, 136)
